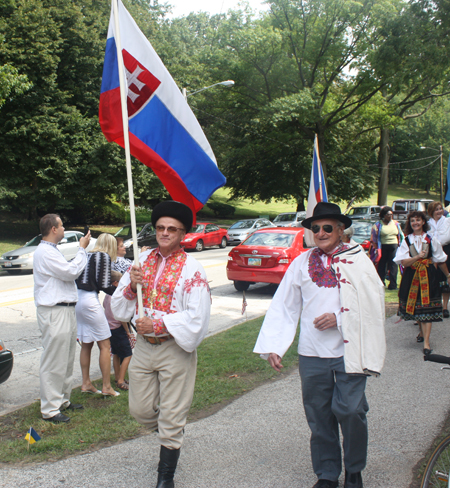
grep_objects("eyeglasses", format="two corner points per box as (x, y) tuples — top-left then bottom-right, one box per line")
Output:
(311, 224), (335, 234)
(155, 225), (185, 233)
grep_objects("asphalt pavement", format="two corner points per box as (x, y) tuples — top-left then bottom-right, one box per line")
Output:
(2, 312), (450, 488)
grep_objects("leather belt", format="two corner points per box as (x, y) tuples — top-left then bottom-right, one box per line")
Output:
(55, 302), (76, 307)
(142, 335), (173, 345)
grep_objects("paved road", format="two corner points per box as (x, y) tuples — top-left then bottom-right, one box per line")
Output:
(2, 313), (450, 487)
(0, 247), (276, 414)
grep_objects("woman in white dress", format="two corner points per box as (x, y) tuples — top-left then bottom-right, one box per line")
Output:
(428, 201), (450, 317)
(76, 233), (119, 396)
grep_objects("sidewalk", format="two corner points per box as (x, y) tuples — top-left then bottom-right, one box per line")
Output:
(2, 313), (450, 488)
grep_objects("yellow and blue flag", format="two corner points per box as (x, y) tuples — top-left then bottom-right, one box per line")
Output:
(25, 427), (41, 445)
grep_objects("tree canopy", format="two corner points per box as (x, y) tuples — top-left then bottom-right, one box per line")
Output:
(0, 0), (449, 221)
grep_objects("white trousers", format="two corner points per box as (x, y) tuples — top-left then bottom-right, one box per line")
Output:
(37, 305), (77, 418)
(129, 335), (197, 449)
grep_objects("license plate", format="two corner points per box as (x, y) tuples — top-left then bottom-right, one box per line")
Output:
(248, 258), (261, 266)
(4, 262), (12, 267)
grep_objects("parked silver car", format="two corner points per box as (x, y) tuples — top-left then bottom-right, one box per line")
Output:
(226, 218), (276, 245)
(0, 231), (97, 274)
(347, 205), (382, 221)
(272, 211), (307, 227)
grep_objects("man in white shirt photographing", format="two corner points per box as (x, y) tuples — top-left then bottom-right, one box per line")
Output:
(254, 202), (386, 488)
(33, 214), (90, 423)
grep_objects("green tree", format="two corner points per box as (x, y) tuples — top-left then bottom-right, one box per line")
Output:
(0, 0), (168, 221)
(368, 0), (450, 204)
(184, 0), (394, 207)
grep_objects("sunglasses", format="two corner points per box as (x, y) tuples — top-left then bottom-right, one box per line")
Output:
(311, 224), (335, 234)
(155, 225), (185, 233)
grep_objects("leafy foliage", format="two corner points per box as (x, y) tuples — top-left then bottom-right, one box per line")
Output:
(0, 0), (167, 221)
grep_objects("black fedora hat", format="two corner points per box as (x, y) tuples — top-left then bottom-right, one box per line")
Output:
(151, 201), (193, 232)
(302, 202), (352, 230)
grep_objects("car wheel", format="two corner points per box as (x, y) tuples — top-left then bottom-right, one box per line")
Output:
(195, 240), (204, 252)
(219, 237), (227, 248)
(234, 280), (250, 292)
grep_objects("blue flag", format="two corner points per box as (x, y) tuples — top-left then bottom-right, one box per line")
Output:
(25, 427), (41, 445)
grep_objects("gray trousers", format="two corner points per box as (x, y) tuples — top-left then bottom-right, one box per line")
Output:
(298, 355), (369, 481)
(37, 305), (77, 418)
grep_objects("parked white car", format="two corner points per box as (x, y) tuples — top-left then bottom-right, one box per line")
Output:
(0, 231), (96, 274)
(272, 211), (307, 227)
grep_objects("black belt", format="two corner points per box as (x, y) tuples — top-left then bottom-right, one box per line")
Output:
(55, 302), (76, 307)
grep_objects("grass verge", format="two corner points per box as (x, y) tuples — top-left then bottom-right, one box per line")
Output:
(0, 316), (299, 465)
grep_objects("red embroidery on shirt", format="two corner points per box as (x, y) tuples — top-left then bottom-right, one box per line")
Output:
(135, 248), (186, 315)
(308, 249), (338, 288)
(184, 271), (210, 295)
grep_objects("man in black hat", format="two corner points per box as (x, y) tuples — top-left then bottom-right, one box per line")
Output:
(111, 201), (211, 488)
(254, 202), (386, 488)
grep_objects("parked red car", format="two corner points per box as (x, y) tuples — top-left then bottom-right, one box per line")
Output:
(226, 227), (308, 291)
(181, 223), (228, 252)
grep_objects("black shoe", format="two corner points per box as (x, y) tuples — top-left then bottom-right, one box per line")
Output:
(61, 403), (84, 411)
(42, 413), (70, 423)
(423, 348), (433, 355)
(417, 334), (424, 343)
(344, 471), (363, 488)
(444, 310), (449, 318)
(155, 446), (180, 488)
(313, 480), (339, 488)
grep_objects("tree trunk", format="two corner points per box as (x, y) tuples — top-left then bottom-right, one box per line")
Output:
(296, 198), (305, 211)
(377, 127), (390, 206)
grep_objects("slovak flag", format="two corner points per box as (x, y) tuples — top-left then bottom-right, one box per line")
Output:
(99, 0), (226, 217)
(305, 135), (328, 247)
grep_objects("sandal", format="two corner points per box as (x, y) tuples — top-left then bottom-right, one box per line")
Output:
(416, 334), (424, 343)
(117, 382), (129, 391)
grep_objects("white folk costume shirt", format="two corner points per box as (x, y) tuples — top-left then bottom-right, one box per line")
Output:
(254, 244), (386, 376)
(34, 241), (87, 307)
(394, 233), (447, 264)
(111, 247), (211, 353)
(427, 218), (450, 246)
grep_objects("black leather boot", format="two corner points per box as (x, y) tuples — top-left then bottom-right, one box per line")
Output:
(155, 445), (180, 488)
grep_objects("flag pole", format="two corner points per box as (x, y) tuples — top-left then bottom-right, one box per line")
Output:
(112, 0), (143, 318)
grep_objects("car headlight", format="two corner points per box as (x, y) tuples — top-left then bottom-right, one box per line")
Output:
(184, 238), (193, 242)
(21, 253), (33, 259)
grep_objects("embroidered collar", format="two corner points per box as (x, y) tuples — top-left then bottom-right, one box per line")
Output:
(40, 240), (57, 248)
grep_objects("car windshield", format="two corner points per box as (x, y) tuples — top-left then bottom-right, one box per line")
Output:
(138, 224), (155, 236)
(114, 226), (131, 237)
(190, 225), (205, 233)
(25, 235), (42, 247)
(352, 222), (372, 238)
(243, 232), (295, 247)
(273, 213), (296, 222)
(349, 207), (369, 216)
(229, 220), (255, 229)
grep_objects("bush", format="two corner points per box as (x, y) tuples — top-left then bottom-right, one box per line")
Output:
(207, 201), (236, 218)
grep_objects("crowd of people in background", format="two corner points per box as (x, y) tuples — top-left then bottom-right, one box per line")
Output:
(370, 201), (450, 356)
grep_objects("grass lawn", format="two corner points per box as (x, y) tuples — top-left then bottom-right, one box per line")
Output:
(0, 316), (299, 464)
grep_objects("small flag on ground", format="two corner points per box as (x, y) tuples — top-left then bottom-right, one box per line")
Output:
(241, 291), (247, 315)
(25, 427), (41, 445)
